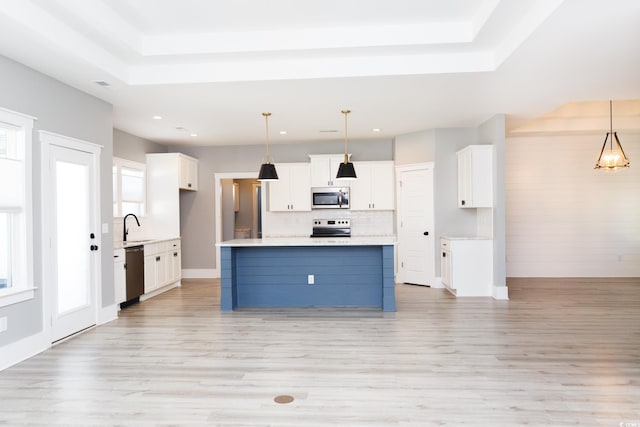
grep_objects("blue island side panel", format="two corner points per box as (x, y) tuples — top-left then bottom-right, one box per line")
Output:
(231, 245), (389, 309)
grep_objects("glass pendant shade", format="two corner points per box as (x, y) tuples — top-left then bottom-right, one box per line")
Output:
(258, 112), (279, 181)
(595, 101), (630, 171)
(336, 109), (357, 180)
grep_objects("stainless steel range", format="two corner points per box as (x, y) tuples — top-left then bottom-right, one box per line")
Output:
(310, 218), (351, 238)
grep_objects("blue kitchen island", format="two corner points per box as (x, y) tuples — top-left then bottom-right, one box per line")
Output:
(217, 237), (397, 311)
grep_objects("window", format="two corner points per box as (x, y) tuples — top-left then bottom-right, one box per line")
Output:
(0, 108), (34, 307)
(113, 157), (146, 217)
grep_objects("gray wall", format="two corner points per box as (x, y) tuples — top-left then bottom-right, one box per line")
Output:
(113, 128), (167, 161)
(0, 54), (113, 347)
(394, 129), (435, 164)
(170, 139), (393, 269)
(235, 179), (258, 231)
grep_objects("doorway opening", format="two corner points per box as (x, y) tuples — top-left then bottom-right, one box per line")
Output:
(221, 178), (262, 241)
(214, 172), (262, 273)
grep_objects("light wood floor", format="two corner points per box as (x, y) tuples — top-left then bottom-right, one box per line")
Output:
(1, 278), (639, 426)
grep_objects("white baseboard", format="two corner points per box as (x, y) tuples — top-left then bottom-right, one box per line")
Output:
(432, 277), (445, 288)
(493, 285), (509, 300)
(182, 268), (219, 279)
(0, 331), (49, 371)
(98, 304), (118, 325)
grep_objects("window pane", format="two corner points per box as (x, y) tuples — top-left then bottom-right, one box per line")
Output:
(56, 160), (90, 313)
(112, 164), (118, 200)
(122, 202), (144, 217)
(121, 167), (144, 201)
(0, 128), (7, 157)
(0, 212), (11, 289)
(0, 158), (24, 209)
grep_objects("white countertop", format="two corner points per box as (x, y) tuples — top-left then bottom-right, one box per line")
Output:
(440, 236), (493, 240)
(114, 236), (181, 249)
(217, 236), (397, 247)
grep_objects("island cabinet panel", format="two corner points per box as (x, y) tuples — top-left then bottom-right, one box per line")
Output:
(220, 243), (396, 311)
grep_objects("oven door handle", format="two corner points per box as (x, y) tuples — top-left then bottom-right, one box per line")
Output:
(338, 192), (343, 207)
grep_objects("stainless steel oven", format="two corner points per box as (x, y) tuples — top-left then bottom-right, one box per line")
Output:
(311, 187), (350, 209)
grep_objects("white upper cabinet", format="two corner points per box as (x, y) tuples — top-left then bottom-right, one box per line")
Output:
(309, 154), (351, 187)
(268, 163), (311, 212)
(178, 154), (198, 191)
(350, 161), (395, 211)
(457, 145), (493, 208)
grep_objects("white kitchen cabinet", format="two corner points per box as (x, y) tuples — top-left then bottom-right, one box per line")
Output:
(143, 238), (181, 294)
(147, 153), (198, 238)
(440, 237), (493, 296)
(350, 161), (395, 210)
(167, 239), (182, 283)
(113, 248), (126, 305)
(268, 163), (311, 211)
(309, 154), (351, 187)
(457, 145), (493, 208)
(178, 154), (198, 191)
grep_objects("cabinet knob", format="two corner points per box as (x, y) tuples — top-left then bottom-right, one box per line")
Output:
(188, 183), (192, 188)
(423, 231), (429, 236)
(442, 252), (447, 257)
(155, 256), (161, 261)
(461, 200), (466, 206)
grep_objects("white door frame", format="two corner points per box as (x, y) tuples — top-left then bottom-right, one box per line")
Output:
(214, 172), (258, 276)
(395, 162), (438, 286)
(40, 131), (102, 342)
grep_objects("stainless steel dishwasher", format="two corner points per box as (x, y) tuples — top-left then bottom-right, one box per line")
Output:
(123, 245), (144, 307)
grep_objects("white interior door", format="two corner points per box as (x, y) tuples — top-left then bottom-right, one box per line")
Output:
(397, 165), (434, 286)
(42, 133), (100, 342)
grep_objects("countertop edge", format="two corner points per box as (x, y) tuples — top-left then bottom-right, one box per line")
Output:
(218, 236), (397, 247)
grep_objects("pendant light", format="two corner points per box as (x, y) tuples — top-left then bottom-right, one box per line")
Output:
(594, 100), (630, 170)
(336, 109), (357, 179)
(258, 112), (278, 181)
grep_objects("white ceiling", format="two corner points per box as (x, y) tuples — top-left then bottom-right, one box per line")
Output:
(0, 0), (638, 146)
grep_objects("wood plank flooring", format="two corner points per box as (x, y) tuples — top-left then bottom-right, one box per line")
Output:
(1, 278), (639, 426)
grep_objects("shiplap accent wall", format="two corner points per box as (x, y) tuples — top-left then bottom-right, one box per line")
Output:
(506, 134), (640, 277)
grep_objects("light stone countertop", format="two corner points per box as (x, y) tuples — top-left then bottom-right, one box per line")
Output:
(440, 236), (493, 240)
(113, 236), (181, 250)
(217, 236), (397, 247)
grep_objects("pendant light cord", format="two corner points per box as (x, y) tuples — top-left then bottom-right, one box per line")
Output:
(609, 100), (613, 151)
(263, 112), (271, 163)
(342, 109), (351, 163)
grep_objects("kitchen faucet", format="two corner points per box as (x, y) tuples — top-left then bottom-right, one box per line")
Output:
(123, 213), (140, 242)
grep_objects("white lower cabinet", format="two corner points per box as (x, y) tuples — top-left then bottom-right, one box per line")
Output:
(113, 248), (126, 305)
(144, 238), (181, 295)
(440, 237), (493, 296)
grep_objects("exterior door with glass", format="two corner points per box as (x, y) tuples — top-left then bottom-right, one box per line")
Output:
(42, 133), (100, 342)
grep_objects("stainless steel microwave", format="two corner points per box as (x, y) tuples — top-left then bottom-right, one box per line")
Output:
(311, 187), (350, 209)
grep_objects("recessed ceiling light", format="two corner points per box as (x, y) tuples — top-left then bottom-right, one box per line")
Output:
(190, 133), (198, 137)
(279, 130), (287, 135)
(372, 128), (382, 132)
(152, 115), (163, 120)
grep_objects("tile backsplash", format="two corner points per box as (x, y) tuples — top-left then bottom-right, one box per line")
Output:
(262, 209), (395, 237)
